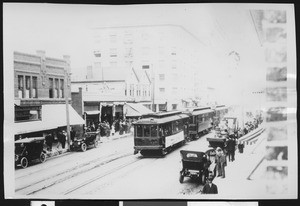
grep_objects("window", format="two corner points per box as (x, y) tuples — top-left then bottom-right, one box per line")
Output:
(171, 47), (177, 55)
(143, 125), (150, 137)
(136, 125), (143, 137)
(25, 76), (30, 98)
(124, 33), (133, 44)
(159, 104), (166, 111)
(151, 125), (158, 137)
(94, 51), (101, 57)
(159, 74), (165, 81)
(55, 79), (59, 98)
(124, 47), (133, 58)
(15, 106), (42, 122)
(60, 79), (64, 98)
(159, 88), (165, 93)
(18, 75), (24, 98)
(172, 104), (177, 110)
(32, 77), (37, 98)
(142, 65), (150, 69)
(49, 78), (53, 98)
(130, 84), (134, 96)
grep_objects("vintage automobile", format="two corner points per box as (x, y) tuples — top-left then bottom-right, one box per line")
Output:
(179, 150), (212, 184)
(15, 137), (47, 169)
(70, 131), (100, 152)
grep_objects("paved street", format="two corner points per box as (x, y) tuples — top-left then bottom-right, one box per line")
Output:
(15, 130), (266, 199)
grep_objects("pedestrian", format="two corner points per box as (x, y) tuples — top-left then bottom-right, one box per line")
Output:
(215, 147), (226, 178)
(238, 143), (244, 153)
(226, 137), (236, 162)
(201, 177), (218, 194)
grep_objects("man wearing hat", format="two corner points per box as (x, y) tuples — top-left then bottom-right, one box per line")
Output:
(202, 176), (218, 194)
(215, 147), (226, 178)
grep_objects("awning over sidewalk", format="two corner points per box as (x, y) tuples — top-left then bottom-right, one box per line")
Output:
(14, 121), (58, 135)
(42, 104), (85, 127)
(124, 103), (154, 117)
(238, 127), (265, 145)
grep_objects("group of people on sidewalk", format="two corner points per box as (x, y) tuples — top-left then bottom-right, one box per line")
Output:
(85, 118), (137, 138)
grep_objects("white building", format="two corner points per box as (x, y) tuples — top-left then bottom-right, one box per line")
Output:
(91, 24), (211, 112)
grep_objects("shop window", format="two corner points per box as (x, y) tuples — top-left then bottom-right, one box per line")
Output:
(15, 106), (41, 122)
(49, 78), (54, 98)
(25, 76), (30, 98)
(18, 75), (24, 98)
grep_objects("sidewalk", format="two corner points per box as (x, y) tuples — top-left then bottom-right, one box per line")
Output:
(45, 132), (133, 159)
(212, 136), (266, 198)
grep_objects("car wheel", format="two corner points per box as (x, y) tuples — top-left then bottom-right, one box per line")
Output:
(81, 143), (87, 152)
(40, 153), (46, 163)
(200, 172), (206, 184)
(179, 172), (184, 183)
(20, 157), (28, 169)
(94, 140), (99, 148)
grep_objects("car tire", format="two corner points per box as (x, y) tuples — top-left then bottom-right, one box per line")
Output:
(179, 172), (184, 183)
(20, 157), (28, 169)
(81, 143), (87, 152)
(40, 153), (46, 163)
(200, 172), (206, 184)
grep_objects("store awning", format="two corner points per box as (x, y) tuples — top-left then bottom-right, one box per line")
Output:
(14, 121), (58, 135)
(42, 104), (85, 127)
(124, 103), (154, 117)
(238, 127), (265, 145)
(85, 111), (101, 115)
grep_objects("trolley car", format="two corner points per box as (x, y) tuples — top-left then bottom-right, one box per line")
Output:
(183, 107), (214, 140)
(133, 111), (189, 156)
(212, 105), (228, 128)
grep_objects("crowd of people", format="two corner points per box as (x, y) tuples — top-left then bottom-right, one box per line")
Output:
(202, 115), (263, 194)
(85, 118), (137, 138)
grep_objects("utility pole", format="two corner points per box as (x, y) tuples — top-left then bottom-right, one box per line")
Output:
(64, 55), (71, 151)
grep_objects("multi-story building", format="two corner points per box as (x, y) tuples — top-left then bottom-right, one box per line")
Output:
(14, 50), (84, 142)
(90, 24), (209, 112)
(71, 66), (152, 126)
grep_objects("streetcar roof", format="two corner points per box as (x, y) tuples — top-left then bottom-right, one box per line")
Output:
(134, 113), (189, 125)
(214, 106), (228, 111)
(142, 110), (182, 118)
(183, 107), (214, 116)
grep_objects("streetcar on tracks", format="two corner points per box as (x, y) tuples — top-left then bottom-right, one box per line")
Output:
(183, 107), (214, 140)
(212, 105), (229, 129)
(133, 111), (189, 156)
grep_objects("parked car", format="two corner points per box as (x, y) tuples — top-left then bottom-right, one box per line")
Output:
(15, 137), (47, 169)
(70, 131), (100, 152)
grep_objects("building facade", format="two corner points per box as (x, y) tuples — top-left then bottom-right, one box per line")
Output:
(13, 50), (84, 150)
(71, 67), (152, 126)
(90, 24), (210, 111)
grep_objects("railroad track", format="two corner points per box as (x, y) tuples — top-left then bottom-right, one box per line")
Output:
(16, 151), (133, 195)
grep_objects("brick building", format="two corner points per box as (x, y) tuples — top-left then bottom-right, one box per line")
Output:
(14, 50), (84, 143)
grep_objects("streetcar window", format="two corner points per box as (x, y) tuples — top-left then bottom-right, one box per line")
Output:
(136, 125), (143, 137)
(151, 125), (158, 137)
(158, 125), (164, 137)
(144, 125), (151, 137)
(198, 115), (203, 123)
